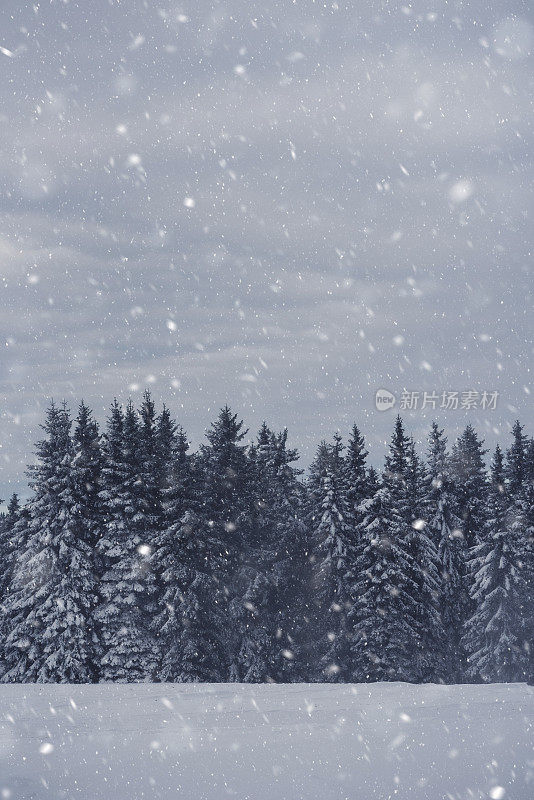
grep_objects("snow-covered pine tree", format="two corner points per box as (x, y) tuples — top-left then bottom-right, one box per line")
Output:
(0, 494), (21, 677)
(307, 434), (354, 681)
(366, 466), (379, 494)
(268, 429), (310, 681)
(155, 403), (176, 517)
(505, 421), (529, 496)
(524, 438), (534, 683)
(136, 390), (173, 670)
(0, 493), (19, 604)
(345, 424), (371, 518)
(2, 403), (99, 682)
(450, 424), (489, 680)
(165, 426), (193, 524)
(138, 390), (165, 527)
(151, 425), (221, 682)
(503, 423), (533, 680)
(463, 446), (528, 681)
(302, 440), (329, 674)
(451, 424), (488, 550)
(404, 438), (444, 681)
(199, 406), (251, 680)
(230, 425), (309, 682)
(72, 402), (102, 503)
(70, 401), (104, 676)
(230, 423), (281, 682)
(423, 423), (465, 681)
(525, 437), (534, 487)
(96, 400), (158, 682)
(7, 493), (19, 520)
(348, 484), (416, 682)
(349, 417), (435, 683)
(167, 508), (231, 682)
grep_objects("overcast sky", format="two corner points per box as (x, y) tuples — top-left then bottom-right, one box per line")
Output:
(1, 0), (533, 502)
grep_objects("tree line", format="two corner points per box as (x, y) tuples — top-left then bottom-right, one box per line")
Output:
(0, 393), (532, 684)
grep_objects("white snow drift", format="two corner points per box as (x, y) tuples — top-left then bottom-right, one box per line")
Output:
(1, 682), (533, 799)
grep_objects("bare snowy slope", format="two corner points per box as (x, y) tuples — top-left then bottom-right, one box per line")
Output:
(1, 682), (533, 799)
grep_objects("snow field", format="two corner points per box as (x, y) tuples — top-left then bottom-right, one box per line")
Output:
(1, 681), (533, 800)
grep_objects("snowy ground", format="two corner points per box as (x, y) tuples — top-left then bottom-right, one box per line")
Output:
(1, 682), (533, 800)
